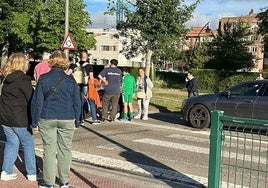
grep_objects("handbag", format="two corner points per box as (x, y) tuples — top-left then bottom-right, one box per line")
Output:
(137, 91), (146, 99)
(44, 74), (67, 101)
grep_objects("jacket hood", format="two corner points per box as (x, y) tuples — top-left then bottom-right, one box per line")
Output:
(4, 70), (26, 84)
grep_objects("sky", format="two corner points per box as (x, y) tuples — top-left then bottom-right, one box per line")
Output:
(84, 0), (267, 29)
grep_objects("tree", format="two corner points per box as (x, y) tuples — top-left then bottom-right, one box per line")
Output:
(0, 0), (95, 60)
(257, 7), (268, 68)
(190, 39), (213, 69)
(107, 0), (199, 76)
(205, 20), (254, 71)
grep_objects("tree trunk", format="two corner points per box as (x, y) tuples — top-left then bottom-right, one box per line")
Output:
(145, 49), (153, 77)
(1, 43), (9, 67)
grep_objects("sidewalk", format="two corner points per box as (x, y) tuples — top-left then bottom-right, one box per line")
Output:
(0, 142), (196, 188)
(0, 142), (136, 188)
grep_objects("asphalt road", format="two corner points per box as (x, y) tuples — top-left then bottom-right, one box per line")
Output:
(33, 112), (210, 188)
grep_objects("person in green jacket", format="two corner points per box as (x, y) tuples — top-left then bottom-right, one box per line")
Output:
(121, 67), (136, 121)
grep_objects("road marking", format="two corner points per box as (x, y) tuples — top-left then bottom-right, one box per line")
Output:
(35, 147), (248, 188)
(133, 138), (267, 164)
(123, 120), (210, 136)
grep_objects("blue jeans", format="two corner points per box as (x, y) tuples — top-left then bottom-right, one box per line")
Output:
(1, 125), (36, 175)
(79, 85), (88, 122)
(88, 99), (97, 121)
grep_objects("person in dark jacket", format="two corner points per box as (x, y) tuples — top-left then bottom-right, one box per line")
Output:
(31, 50), (81, 188)
(185, 72), (198, 98)
(0, 53), (37, 181)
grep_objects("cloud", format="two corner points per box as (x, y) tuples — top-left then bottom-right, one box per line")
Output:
(89, 11), (116, 29)
(86, 0), (266, 29)
(186, 12), (236, 29)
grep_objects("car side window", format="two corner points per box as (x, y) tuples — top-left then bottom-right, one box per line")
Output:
(261, 84), (268, 96)
(229, 83), (262, 96)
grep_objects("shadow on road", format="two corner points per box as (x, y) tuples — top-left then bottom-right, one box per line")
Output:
(149, 112), (191, 127)
(82, 126), (205, 187)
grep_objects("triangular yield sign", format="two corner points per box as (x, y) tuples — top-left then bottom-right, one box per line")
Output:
(61, 33), (76, 50)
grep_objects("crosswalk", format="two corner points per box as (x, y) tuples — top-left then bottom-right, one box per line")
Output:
(35, 120), (266, 188)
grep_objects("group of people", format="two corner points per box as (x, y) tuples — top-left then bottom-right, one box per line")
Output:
(0, 50), (154, 188)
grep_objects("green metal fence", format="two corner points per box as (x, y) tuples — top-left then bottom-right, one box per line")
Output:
(208, 110), (268, 188)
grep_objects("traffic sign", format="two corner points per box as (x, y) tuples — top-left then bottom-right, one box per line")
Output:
(61, 33), (76, 50)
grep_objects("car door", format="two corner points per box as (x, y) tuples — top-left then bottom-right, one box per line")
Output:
(215, 82), (261, 118)
(252, 83), (268, 120)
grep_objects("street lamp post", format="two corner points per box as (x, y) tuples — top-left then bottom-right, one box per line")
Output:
(193, 22), (210, 50)
(190, 22), (211, 68)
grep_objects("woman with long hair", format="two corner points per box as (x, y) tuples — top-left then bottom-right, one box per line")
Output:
(0, 53), (37, 181)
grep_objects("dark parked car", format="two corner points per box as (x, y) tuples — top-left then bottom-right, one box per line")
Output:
(181, 80), (268, 129)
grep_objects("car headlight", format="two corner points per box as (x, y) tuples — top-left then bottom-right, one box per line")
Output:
(181, 99), (188, 109)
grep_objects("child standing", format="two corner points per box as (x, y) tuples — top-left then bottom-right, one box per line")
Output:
(121, 67), (136, 121)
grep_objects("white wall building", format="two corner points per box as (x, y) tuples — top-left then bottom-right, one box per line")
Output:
(87, 28), (145, 67)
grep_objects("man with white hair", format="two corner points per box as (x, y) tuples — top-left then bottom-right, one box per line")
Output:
(34, 52), (51, 81)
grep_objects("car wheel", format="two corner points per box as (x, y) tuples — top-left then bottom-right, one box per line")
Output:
(188, 104), (210, 129)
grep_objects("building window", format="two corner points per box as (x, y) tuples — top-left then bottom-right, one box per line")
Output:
(101, 45), (109, 51)
(112, 46), (117, 51)
(249, 46), (257, 52)
(102, 59), (109, 64)
(251, 35), (257, 41)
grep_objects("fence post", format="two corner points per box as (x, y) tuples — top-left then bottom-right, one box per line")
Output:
(208, 110), (224, 188)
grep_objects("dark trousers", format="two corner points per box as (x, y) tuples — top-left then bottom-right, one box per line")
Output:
(188, 91), (198, 98)
(102, 93), (120, 120)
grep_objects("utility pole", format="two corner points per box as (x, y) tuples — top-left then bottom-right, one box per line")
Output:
(64, 0), (69, 57)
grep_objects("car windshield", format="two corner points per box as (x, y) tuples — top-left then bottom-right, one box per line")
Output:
(227, 82), (264, 96)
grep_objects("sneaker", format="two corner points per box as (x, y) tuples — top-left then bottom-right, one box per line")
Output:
(92, 120), (101, 125)
(142, 117), (148, 120)
(27, 174), (36, 181)
(0, 171), (18, 181)
(115, 112), (120, 119)
(134, 115), (141, 119)
(79, 121), (84, 126)
(39, 181), (53, 188)
(60, 182), (69, 188)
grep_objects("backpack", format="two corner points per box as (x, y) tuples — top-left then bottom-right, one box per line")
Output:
(73, 62), (89, 84)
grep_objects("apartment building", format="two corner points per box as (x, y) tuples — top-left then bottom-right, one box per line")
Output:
(219, 9), (264, 72)
(185, 9), (264, 72)
(87, 28), (145, 67)
(185, 25), (216, 49)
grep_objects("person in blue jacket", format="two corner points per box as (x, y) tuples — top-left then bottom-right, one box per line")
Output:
(31, 50), (81, 188)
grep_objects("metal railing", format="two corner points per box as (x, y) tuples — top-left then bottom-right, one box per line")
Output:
(208, 110), (268, 188)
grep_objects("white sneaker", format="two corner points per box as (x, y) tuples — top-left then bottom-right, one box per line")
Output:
(92, 120), (101, 125)
(27, 174), (36, 181)
(60, 183), (69, 188)
(142, 117), (148, 120)
(115, 112), (120, 119)
(134, 115), (141, 119)
(0, 171), (18, 181)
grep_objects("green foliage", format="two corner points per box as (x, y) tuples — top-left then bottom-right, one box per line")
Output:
(205, 20), (254, 71)
(257, 7), (268, 60)
(155, 70), (266, 93)
(107, 0), (199, 66)
(0, 0), (95, 54)
(191, 41), (213, 69)
(155, 71), (185, 89)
